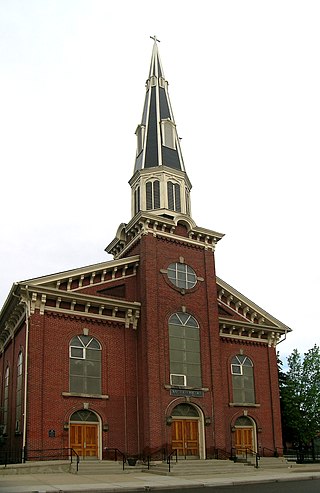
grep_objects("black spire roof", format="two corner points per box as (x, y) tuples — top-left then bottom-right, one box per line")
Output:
(133, 38), (185, 173)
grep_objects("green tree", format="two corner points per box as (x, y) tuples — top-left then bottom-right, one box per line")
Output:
(279, 345), (320, 454)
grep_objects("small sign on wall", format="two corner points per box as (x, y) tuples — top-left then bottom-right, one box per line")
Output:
(48, 429), (55, 438)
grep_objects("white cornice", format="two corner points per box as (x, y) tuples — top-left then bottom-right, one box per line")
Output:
(106, 212), (224, 259)
(217, 277), (291, 333)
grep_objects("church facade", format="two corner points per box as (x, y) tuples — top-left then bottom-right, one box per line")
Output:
(0, 41), (290, 463)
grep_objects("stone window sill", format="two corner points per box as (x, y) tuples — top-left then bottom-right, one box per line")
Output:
(62, 392), (109, 399)
(229, 402), (260, 407)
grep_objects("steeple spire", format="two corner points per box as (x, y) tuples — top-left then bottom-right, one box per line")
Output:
(130, 38), (192, 219)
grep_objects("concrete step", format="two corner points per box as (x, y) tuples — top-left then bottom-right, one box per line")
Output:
(147, 459), (252, 476)
(257, 457), (290, 469)
(73, 460), (130, 475)
(0, 460), (71, 475)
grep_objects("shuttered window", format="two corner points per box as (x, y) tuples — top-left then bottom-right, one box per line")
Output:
(161, 120), (176, 149)
(167, 181), (181, 212)
(146, 180), (160, 210)
(134, 186), (140, 214)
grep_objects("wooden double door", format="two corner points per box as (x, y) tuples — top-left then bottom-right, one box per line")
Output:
(172, 419), (199, 457)
(235, 427), (253, 456)
(70, 423), (99, 459)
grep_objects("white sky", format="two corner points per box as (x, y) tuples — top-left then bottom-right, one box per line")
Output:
(0, 0), (319, 363)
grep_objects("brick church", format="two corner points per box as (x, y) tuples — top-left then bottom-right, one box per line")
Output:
(0, 40), (291, 463)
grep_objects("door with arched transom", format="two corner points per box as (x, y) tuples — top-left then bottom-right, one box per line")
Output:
(171, 404), (201, 458)
(234, 416), (255, 457)
(69, 410), (99, 459)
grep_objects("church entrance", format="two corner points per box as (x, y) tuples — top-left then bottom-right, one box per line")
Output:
(234, 416), (255, 457)
(69, 410), (100, 459)
(171, 403), (202, 458)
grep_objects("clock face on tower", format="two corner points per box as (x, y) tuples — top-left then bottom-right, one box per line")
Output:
(167, 262), (197, 290)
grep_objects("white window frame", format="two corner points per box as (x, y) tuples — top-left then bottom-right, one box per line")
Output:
(170, 373), (187, 387)
(161, 119), (176, 149)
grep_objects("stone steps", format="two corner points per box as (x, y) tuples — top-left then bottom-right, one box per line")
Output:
(72, 460), (129, 475)
(146, 459), (252, 476)
(256, 457), (289, 469)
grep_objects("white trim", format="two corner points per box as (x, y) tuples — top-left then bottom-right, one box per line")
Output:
(170, 374), (186, 386)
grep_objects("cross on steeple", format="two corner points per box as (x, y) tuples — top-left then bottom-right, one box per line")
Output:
(150, 35), (160, 43)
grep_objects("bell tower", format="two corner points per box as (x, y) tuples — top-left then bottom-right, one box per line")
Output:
(130, 37), (192, 220)
(106, 38), (224, 259)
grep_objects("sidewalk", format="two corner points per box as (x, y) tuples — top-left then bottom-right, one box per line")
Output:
(0, 464), (320, 493)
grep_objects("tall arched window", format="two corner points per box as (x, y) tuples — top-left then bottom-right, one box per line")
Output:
(16, 352), (23, 433)
(231, 355), (255, 404)
(134, 186), (140, 214)
(146, 180), (160, 210)
(167, 181), (181, 212)
(3, 366), (9, 433)
(169, 312), (201, 388)
(69, 336), (101, 395)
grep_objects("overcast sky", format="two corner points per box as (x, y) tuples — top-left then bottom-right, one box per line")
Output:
(0, 1), (319, 363)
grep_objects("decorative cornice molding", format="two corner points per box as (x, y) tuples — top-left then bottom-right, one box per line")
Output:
(0, 302), (25, 352)
(21, 286), (141, 330)
(106, 212), (224, 259)
(219, 319), (283, 347)
(217, 277), (291, 334)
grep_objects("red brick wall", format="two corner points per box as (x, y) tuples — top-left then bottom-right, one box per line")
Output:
(0, 226), (283, 459)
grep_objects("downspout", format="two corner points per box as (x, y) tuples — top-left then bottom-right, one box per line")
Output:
(19, 285), (30, 463)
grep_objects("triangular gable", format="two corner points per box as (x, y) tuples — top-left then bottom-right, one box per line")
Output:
(216, 276), (291, 347)
(20, 255), (140, 293)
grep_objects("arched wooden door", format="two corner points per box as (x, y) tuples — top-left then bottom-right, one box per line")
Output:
(171, 404), (201, 458)
(234, 416), (255, 457)
(69, 410), (100, 459)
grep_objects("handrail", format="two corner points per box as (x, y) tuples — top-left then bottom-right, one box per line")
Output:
(212, 448), (232, 460)
(232, 447), (260, 468)
(245, 448), (260, 468)
(167, 449), (178, 473)
(69, 448), (80, 472)
(104, 447), (126, 470)
(145, 447), (166, 470)
(262, 446), (281, 457)
(24, 448), (79, 471)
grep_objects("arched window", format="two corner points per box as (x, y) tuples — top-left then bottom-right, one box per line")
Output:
(70, 410), (99, 422)
(172, 403), (199, 417)
(69, 335), (101, 395)
(135, 124), (145, 155)
(3, 367), (9, 433)
(167, 181), (181, 212)
(134, 186), (140, 214)
(146, 180), (160, 210)
(161, 120), (176, 149)
(185, 188), (190, 215)
(16, 353), (23, 433)
(231, 355), (255, 404)
(169, 312), (201, 388)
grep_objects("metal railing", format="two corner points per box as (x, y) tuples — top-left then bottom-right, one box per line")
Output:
(25, 447), (79, 471)
(0, 450), (22, 467)
(261, 446), (282, 457)
(232, 447), (260, 468)
(104, 447), (126, 470)
(167, 449), (178, 473)
(284, 447), (320, 463)
(211, 448), (232, 460)
(145, 447), (166, 470)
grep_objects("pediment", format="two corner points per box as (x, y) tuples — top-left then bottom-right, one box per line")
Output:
(216, 276), (291, 347)
(20, 255), (140, 294)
